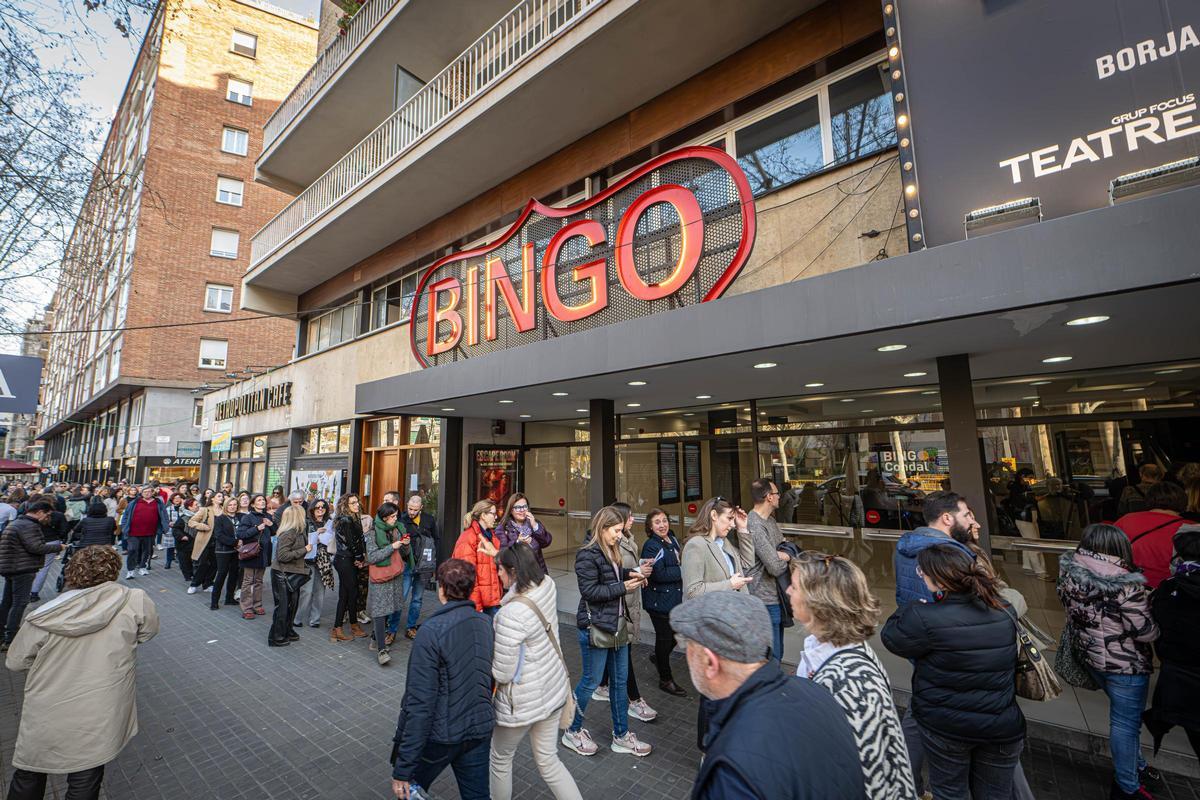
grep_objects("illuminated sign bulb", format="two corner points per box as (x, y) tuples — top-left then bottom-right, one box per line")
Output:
(904, 184), (916, 197)
(912, 233), (922, 242)
(894, 92), (904, 102)
(908, 208), (920, 218)
(892, 69), (901, 80)
(900, 137), (910, 147)
(884, 3), (893, 13)
(896, 114), (909, 127)
(886, 26), (895, 36)
(903, 161), (913, 171)
(888, 47), (899, 59)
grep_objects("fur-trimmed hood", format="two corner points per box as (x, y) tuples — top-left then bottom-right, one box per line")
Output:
(1059, 549), (1144, 599)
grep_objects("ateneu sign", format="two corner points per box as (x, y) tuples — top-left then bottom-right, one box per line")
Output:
(214, 382), (293, 421)
(896, 0), (1200, 246)
(410, 146), (756, 367)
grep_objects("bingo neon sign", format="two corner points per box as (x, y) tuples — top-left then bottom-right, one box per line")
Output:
(410, 146), (756, 367)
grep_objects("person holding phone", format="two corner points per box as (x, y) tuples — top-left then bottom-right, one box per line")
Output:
(640, 508), (686, 697)
(496, 493), (552, 575)
(452, 500), (503, 617)
(234, 493), (273, 619)
(681, 498), (751, 600)
(364, 502), (410, 667)
(331, 494), (369, 641)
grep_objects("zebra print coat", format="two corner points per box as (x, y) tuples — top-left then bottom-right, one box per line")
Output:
(811, 643), (918, 800)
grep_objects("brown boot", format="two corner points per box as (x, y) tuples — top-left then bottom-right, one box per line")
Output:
(350, 623), (369, 638)
(330, 626), (351, 642)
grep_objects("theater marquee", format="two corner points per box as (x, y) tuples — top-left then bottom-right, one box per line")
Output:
(410, 146), (756, 367)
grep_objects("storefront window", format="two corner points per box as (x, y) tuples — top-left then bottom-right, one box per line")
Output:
(736, 95), (822, 196)
(318, 427), (339, 454)
(237, 438), (252, 458)
(829, 64), (896, 164)
(975, 362), (1200, 420)
(757, 387), (942, 429)
(369, 418), (400, 448)
(407, 417), (440, 445)
(618, 402), (752, 439)
(525, 421), (589, 444)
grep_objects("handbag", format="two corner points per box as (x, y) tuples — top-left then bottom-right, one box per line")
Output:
(1003, 605), (1062, 702)
(586, 602), (630, 649)
(510, 594), (577, 730)
(1054, 619), (1099, 690)
(368, 550), (405, 583)
(237, 539), (261, 561)
(315, 543), (335, 590)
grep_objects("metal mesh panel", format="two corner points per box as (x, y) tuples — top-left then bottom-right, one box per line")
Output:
(413, 153), (748, 366)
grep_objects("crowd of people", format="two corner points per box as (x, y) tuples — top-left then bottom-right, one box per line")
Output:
(0, 468), (1198, 799)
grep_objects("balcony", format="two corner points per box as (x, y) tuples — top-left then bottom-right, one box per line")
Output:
(246, 0), (817, 308)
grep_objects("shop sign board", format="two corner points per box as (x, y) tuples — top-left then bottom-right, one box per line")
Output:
(683, 442), (703, 502)
(210, 420), (233, 453)
(411, 146), (756, 367)
(214, 382), (293, 421)
(176, 441), (203, 459)
(893, 0), (1200, 246)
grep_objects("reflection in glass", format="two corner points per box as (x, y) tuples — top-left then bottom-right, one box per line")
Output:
(736, 96), (822, 196)
(829, 65), (896, 163)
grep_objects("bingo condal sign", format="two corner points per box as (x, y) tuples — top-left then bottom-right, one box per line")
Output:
(892, 0), (1200, 247)
(410, 146), (755, 366)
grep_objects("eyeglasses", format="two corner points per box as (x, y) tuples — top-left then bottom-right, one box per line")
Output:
(512, 504), (529, 511)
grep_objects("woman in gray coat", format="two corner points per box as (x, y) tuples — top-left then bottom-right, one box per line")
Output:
(681, 497), (751, 599)
(364, 502), (410, 667)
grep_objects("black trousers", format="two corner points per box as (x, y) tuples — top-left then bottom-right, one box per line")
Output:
(125, 537), (152, 572)
(8, 766), (104, 800)
(269, 570), (308, 644)
(191, 545), (215, 589)
(647, 611), (676, 682)
(210, 552), (238, 608)
(333, 555), (359, 627)
(176, 542), (194, 581)
(1, 573), (35, 644)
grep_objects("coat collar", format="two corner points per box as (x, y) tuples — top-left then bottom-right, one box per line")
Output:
(431, 599), (477, 620)
(702, 662), (783, 750)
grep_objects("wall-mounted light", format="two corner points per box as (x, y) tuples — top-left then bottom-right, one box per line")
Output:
(1109, 156), (1200, 203)
(964, 197), (1042, 236)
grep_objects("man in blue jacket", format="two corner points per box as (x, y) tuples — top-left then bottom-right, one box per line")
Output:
(119, 486), (170, 578)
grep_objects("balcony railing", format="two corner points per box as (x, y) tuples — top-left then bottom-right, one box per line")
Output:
(262, 0), (401, 151)
(251, 0), (606, 267)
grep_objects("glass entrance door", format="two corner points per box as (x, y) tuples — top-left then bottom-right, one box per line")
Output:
(522, 446), (590, 577)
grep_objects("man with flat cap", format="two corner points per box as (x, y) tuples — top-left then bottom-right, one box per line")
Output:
(672, 590), (865, 799)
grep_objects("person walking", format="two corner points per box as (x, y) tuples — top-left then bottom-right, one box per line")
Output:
(788, 551), (917, 799)
(399, 493), (437, 639)
(70, 499), (117, 548)
(391, 559), (494, 800)
(29, 494), (68, 603)
(640, 508), (687, 696)
(0, 502), (65, 650)
(119, 486), (168, 580)
(745, 477), (792, 663)
(882, 544), (1025, 800)
(269, 506), (311, 647)
(234, 494), (273, 619)
(1058, 524), (1160, 800)
(561, 505), (651, 758)
(331, 494), (369, 642)
(452, 500), (502, 617)
(294, 498), (333, 629)
(173, 497), (198, 583)
(496, 493), (552, 574)
(4, 546), (158, 800)
(1115, 481), (1188, 590)
(187, 493), (222, 595)
(365, 502), (409, 666)
(209, 497), (241, 610)
(673, 590), (865, 799)
(681, 497), (751, 600)
(490, 543), (582, 800)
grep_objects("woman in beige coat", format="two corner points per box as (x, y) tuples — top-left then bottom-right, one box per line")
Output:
(6, 545), (159, 799)
(186, 491), (223, 594)
(681, 497), (752, 599)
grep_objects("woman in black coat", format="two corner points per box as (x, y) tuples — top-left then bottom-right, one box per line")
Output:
(234, 494), (273, 620)
(640, 508), (686, 696)
(330, 493), (368, 642)
(209, 497), (240, 611)
(70, 500), (117, 547)
(881, 543), (1024, 800)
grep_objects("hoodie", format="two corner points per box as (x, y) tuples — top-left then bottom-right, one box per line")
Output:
(5, 581), (159, 773)
(893, 527), (975, 606)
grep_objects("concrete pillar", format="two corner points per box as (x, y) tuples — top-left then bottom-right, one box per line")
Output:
(936, 354), (991, 550)
(438, 417), (464, 561)
(589, 399), (615, 513)
(347, 418), (364, 494)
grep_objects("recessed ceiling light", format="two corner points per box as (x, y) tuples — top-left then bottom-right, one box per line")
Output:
(903, 371), (928, 378)
(577, 421), (585, 425)
(753, 362), (777, 369)
(440, 407), (455, 412)
(552, 392), (568, 397)
(861, 409), (875, 413)
(696, 395), (711, 400)
(1030, 380), (1052, 386)
(683, 413), (695, 417)
(498, 399), (515, 404)
(1022, 396), (1037, 400)
(742, 407), (751, 412)
(805, 382), (824, 388)
(1156, 369), (1183, 375)
(1123, 387), (1144, 393)
(877, 344), (907, 352)
(921, 390), (938, 396)
(1042, 356), (1073, 363)
(626, 403), (641, 408)
(519, 414), (532, 418)
(840, 398), (856, 403)
(576, 408), (588, 413)
(627, 380), (647, 386)
(1065, 315), (1110, 326)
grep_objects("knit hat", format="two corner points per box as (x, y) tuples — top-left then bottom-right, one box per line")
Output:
(669, 590), (773, 663)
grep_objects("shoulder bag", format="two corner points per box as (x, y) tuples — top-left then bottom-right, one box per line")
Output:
(1003, 605), (1062, 701)
(510, 594), (577, 730)
(369, 535), (405, 583)
(584, 600), (629, 649)
(1054, 619), (1099, 690)
(237, 538), (261, 561)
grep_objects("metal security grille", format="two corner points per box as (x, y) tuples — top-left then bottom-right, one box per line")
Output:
(412, 148), (754, 367)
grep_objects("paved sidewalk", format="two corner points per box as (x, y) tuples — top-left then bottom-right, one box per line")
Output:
(0, 559), (1196, 799)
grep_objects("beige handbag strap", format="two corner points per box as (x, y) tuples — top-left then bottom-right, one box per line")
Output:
(509, 594), (569, 671)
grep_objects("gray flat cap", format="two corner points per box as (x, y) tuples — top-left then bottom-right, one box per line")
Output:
(669, 591), (773, 663)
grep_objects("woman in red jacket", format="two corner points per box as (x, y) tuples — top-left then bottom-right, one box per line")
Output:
(451, 500), (500, 616)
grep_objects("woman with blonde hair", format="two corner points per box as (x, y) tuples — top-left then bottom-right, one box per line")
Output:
(680, 497), (750, 600)
(451, 499), (502, 616)
(788, 551), (916, 800)
(269, 505), (311, 647)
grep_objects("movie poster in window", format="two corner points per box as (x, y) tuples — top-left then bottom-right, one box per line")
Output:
(290, 469), (343, 502)
(471, 446), (520, 510)
(658, 442), (680, 505)
(683, 442), (703, 502)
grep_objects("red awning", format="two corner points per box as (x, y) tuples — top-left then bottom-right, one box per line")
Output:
(0, 459), (40, 473)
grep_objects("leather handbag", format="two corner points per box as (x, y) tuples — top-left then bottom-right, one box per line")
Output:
(510, 594), (577, 730)
(236, 539), (261, 561)
(368, 549), (405, 583)
(586, 603), (630, 649)
(1004, 606), (1062, 702)
(1054, 619), (1099, 690)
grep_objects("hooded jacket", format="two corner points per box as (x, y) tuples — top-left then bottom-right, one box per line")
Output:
(492, 575), (569, 727)
(1058, 549), (1158, 674)
(5, 581), (159, 773)
(893, 527), (975, 606)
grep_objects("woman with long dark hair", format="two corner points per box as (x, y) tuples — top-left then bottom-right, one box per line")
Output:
(209, 497), (241, 611)
(640, 508), (686, 696)
(294, 498), (333, 629)
(330, 493), (368, 642)
(881, 544), (1024, 800)
(235, 494), (273, 619)
(364, 501), (409, 666)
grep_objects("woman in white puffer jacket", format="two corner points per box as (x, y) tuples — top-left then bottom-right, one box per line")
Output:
(490, 542), (583, 800)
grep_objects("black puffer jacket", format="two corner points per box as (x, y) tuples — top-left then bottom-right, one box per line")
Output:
(881, 593), (1025, 744)
(574, 541), (638, 633)
(0, 516), (61, 576)
(71, 510), (117, 548)
(333, 514), (366, 561)
(391, 599), (494, 780)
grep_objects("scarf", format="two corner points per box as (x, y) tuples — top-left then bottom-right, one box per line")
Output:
(373, 515), (399, 567)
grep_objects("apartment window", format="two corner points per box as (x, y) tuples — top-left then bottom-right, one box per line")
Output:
(369, 272), (419, 330)
(227, 78), (253, 106)
(231, 30), (257, 58)
(193, 399), (204, 427)
(204, 284), (234, 313)
(736, 96), (823, 197)
(221, 127), (248, 156)
(210, 228), (240, 259)
(304, 303), (357, 355)
(829, 65), (895, 164)
(216, 177), (244, 206)
(198, 338), (228, 369)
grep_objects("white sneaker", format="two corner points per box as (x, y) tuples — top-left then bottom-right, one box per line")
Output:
(187, 586), (197, 594)
(125, 571), (136, 580)
(234, 589), (241, 601)
(591, 685), (610, 702)
(155, 544), (162, 551)
(628, 698), (658, 722)
(560, 728), (598, 756)
(357, 611), (371, 624)
(611, 731), (652, 757)
(138, 568), (149, 576)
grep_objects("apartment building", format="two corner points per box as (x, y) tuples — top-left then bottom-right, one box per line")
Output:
(38, 0), (317, 485)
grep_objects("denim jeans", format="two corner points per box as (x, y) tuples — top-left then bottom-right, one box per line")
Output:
(920, 724), (1023, 800)
(570, 627), (630, 738)
(402, 569), (426, 629)
(125, 536), (153, 573)
(31, 544), (61, 595)
(1088, 668), (1150, 792)
(0, 573), (35, 644)
(408, 736), (490, 800)
(766, 602), (784, 663)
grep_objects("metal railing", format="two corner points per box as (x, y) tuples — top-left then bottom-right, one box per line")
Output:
(251, 0), (606, 267)
(262, 0), (401, 150)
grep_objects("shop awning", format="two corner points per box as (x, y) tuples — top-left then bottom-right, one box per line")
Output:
(0, 459), (40, 473)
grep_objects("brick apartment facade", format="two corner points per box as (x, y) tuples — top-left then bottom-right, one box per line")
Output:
(38, 0), (317, 485)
